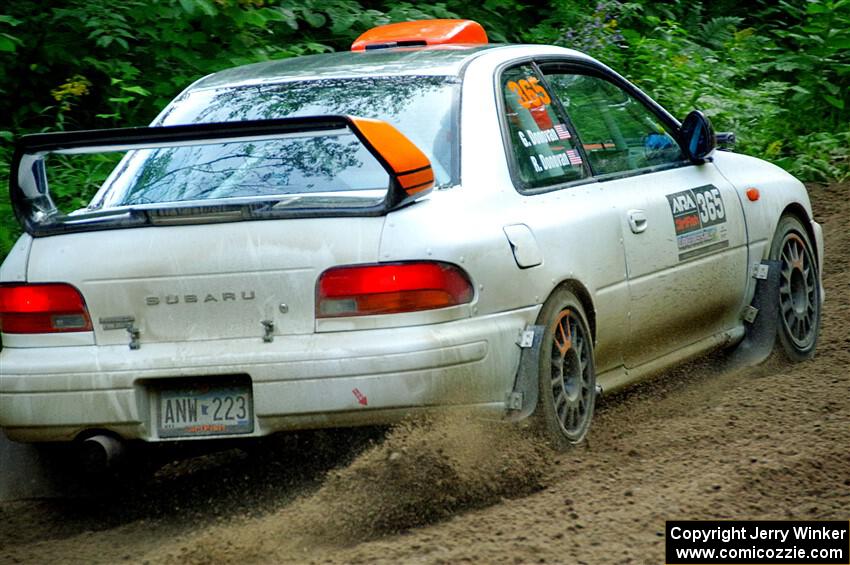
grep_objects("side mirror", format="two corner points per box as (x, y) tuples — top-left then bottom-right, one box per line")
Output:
(680, 110), (716, 163)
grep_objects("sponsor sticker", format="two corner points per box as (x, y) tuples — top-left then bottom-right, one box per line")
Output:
(667, 185), (729, 261)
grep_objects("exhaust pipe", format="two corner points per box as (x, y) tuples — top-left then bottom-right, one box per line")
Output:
(79, 434), (124, 473)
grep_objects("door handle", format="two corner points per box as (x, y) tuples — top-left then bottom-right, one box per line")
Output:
(628, 209), (648, 234)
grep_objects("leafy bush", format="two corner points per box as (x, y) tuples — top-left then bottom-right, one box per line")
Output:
(522, 0), (850, 182)
(0, 0), (478, 256)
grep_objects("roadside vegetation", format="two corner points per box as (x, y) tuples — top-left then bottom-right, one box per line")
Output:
(0, 0), (848, 258)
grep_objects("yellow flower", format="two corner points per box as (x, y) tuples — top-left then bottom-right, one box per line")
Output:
(51, 75), (92, 104)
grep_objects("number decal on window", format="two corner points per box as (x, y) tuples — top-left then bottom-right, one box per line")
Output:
(507, 77), (551, 110)
(528, 77), (551, 106)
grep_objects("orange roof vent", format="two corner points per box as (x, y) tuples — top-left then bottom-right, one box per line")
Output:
(351, 19), (488, 51)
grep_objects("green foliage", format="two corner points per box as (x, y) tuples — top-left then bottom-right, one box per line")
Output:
(613, 19), (794, 160)
(49, 153), (124, 213)
(764, 0), (850, 123)
(521, 0), (850, 185)
(0, 15), (22, 53)
(777, 131), (850, 183)
(0, 0), (848, 260)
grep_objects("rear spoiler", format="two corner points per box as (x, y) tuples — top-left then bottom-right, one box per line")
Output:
(10, 116), (435, 236)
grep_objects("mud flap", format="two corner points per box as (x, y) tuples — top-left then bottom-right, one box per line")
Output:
(726, 259), (781, 369)
(505, 325), (544, 422)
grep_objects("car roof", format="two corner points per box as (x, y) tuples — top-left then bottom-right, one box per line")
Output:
(190, 44), (595, 91)
(192, 45), (498, 90)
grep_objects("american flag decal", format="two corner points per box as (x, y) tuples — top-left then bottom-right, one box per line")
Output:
(554, 124), (571, 140)
(566, 149), (583, 165)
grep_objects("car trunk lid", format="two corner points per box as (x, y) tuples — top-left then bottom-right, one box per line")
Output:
(25, 217), (385, 345)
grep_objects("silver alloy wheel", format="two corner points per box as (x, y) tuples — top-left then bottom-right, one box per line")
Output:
(549, 309), (594, 439)
(778, 232), (818, 350)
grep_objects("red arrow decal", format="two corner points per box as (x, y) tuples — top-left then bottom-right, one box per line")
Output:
(352, 388), (368, 406)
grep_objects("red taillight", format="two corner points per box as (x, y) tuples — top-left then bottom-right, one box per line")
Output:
(317, 262), (474, 318)
(0, 283), (92, 334)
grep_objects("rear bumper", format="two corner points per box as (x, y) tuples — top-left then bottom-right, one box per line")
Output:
(0, 307), (537, 442)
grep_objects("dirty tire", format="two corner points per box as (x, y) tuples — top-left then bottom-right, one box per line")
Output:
(533, 288), (596, 449)
(770, 215), (821, 362)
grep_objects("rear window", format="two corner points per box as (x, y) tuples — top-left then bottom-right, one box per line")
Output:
(91, 131), (391, 209)
(90, 76), (458, 210)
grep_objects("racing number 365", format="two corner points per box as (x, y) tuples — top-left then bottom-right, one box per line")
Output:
(696, 187), (725, 223)
(507, 77), (551, 109)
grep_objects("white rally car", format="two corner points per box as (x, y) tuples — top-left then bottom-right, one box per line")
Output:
(0, 20), (823, 459)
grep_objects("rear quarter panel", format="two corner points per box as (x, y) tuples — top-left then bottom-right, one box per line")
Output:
(0, 233), (32, 282)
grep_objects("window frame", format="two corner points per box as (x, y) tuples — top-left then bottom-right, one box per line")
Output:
(539, 59), (692, 180)
(495, 56), (694, 195)
(494, 58), (596, 196)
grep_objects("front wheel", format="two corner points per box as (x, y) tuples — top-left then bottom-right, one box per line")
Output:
(533, 288), (596, 449)
(770, 215), (821, 362)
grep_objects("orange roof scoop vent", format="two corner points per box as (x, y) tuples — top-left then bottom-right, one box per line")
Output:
(351, 19), (488, 51)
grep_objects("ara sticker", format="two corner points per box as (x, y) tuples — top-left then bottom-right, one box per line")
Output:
(667, 185), (729, 261)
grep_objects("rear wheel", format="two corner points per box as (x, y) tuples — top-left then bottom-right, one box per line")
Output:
(533, 288), (596, 449)
(770, 215), (821, 361)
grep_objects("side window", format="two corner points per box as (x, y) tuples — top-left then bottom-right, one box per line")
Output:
(501, 65), (587, 190)
(544, 73), (683, 176)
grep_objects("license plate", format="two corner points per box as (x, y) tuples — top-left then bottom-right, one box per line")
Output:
(157, 382), (253, 438)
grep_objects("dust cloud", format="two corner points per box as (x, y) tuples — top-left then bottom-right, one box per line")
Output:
(157, 414), (552, 564)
